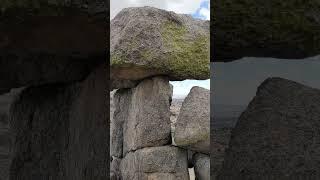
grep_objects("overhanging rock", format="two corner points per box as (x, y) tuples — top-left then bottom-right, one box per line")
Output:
(0, 0), (107, 94)
(213, 0), (320, 61)
(111, 6), (210, 88)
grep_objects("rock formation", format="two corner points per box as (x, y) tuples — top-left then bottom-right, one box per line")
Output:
(174, 86), (210, 154)
(110, 7), (210, 180)
(218, 77), (320, 179)
(193, 153), (210, 180)
(0, 0), (107, 94)
(213, 0), (320, 61)
(0, 1), (109, 179)
(9, 66), (108, 180)
(110, 6), (210, 89)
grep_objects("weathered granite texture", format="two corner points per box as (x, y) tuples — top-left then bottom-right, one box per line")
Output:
(174, 86), (210, 154)
(218, 77), (320, 179)
(111, 6), (209, 86)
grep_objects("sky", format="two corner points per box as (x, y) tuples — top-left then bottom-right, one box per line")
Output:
(212, 56), (320, 106)
(111, 0), (211, 98)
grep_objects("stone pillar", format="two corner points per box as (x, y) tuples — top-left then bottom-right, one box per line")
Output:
(111, 76), (190, 180)
(9, 65), (108, 180)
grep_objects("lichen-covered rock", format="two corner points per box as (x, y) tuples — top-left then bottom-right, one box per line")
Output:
(111, 6), (209, 84)
(9, 65), (108, 180)
(174, 86), (209, 154)
(218, 77), (320, 179)
(193, 153), (210, 180)
(120, 146), (189, 180)
(213, 0), (320, 61)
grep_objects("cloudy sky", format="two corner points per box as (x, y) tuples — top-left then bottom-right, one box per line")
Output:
(212, 56), (320, 106)
(111, 0), (211, 98)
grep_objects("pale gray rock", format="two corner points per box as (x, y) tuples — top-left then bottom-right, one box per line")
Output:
(174, 86), (209, 154)
(120, 146), (189, 180)
(193, 153), (210, 180)
(121, 76), (172, 156)
(111, 6), (209, 85)
(218, 77), (320, 180)
(9, 64), (108, 180)
(110, 157), (121, 180)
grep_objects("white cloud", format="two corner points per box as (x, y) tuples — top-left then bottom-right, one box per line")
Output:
(199, 2), (210, 20)
(111, 0), (209, 19)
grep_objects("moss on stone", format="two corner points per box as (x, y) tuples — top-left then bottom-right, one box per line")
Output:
(160, 21), (209, 79)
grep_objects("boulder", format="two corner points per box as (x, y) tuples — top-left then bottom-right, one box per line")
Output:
(193, 153), (210, 180)
(119, 76), (172, 156)
(9, 64), (108, 180)
(0, 0), (107, 94)
(213, 0), (320, 61)
(174, 86), (209, 154)
(111, 6), (209, 86)
(120, 146), (189, 180)
(218, 77), (320, 179)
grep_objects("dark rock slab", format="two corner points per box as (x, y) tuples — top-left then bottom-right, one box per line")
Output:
(9, 64), (108, 180)
(218, 77), (320, 179)
(213, 0), (320, 61)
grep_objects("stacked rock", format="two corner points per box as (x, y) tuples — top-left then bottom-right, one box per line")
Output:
(110, 7), (209, 180)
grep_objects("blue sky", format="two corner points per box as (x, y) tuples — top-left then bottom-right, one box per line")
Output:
(170, 0), (210, 99)
(111, 0), (211, 98)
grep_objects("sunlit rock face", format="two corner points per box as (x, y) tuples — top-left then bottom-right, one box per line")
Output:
(110, 6), (209, 89)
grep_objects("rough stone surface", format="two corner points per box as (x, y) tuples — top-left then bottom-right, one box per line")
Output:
(115, 76), (172, 156)
(9, 64), (108, 180)
(120, 146), (189, 180)
(174, 86), (209, 154)
(0, 0), (107, 95)
(211, 128), (232, 180)
(218, 77), (320, 179)
(111, 6), (209, 84)
(213, 0), (320, 61)
(110, 89), (131, 158)
(110, 157), (121, 180)
(193, 153), (210, 180)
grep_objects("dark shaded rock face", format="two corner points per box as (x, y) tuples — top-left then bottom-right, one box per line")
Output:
(213, 0), (320, 61)
(0, 0), (107, 94)
(9, 65), (108, 180)
(218, 77), (320, 180)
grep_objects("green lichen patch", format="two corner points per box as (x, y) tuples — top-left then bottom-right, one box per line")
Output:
(160, 21), (210, 79)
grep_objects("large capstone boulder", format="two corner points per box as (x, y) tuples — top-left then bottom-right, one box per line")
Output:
(120, 146), (189, 180)
(193, 153), (210, 180)
(111, 6), (209, 87)
(174, 86), (209, 154)
(218, 77), (320, 179)
(9, 64), (108, 180)
(0, 0), (106, 94)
